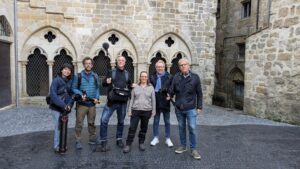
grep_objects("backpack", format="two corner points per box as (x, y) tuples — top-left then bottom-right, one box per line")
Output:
(111, 68), (129, 83)
(77, 72), (99, 89)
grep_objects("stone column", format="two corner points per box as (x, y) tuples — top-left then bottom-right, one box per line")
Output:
(133, 63), (138, 82)
(47, 60), (54, 87)
(20, 60), (28, 97)
(166, 63), (172, 73)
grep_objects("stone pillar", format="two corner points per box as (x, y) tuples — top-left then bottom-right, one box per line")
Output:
(20, 61), (28, 97)
(47, 60), (54, 87)
(133, 63), (138, 82)
(166, 63), (171, 73)
(72, 61), (78, 74)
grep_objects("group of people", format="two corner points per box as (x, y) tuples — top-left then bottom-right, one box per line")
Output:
(49, 55), (203, 160)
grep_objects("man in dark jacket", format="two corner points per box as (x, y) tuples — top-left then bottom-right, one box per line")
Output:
(150, 60), (173, 147)
(98, 55), (133, 152)
(168, 58), (203, 160)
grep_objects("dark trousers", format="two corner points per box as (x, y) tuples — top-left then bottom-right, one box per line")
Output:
(126, 110), (152, 145)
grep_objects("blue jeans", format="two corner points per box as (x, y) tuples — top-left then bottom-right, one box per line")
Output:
(100, 103), (127, 142)
(153, 111), (171, 138)
(51, 110), (66, 149)
(175, 108), (197, 150)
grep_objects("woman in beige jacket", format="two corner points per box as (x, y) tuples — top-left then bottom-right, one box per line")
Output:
(123, 71), (156, 153)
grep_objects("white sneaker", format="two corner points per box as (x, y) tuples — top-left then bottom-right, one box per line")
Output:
(150, 137), (159, 146)
(165, 138), (174, 147)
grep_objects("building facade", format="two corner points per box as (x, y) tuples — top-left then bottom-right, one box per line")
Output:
(215, 0), (300, 124)
(0, 0), (217, 107)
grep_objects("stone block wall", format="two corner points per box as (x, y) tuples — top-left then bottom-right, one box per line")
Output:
(16, 0), (217, 104)
(245, 0), (300, 124)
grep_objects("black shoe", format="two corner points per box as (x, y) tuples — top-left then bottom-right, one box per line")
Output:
(123, 145), (131, 153)
(100, 143), (110, 152)
(116, 140), (124, 148)
(139, 143), (146, 151)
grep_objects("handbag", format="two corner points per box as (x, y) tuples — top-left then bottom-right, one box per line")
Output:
(108, 87), (130, 102)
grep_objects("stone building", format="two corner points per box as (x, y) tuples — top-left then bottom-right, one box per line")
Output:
(214, 0), (270, 110)
(0, 0), (217, 107)
(215, 0), (300, 124)
(245, 0), (300, 124)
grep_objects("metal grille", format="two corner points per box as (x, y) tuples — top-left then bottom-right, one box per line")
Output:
(122, 51), (134, 82)
(0, 16), (11, 36)
(148, 52), (167, 76)
(0, 41), (11, 107)
(53, 49), (73, 78)
(170, 53), (182, 75)
(92, 50), (111, 95)
(26, 48), (49, 96)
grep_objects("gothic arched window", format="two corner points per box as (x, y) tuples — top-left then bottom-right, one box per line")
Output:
(149, 52), (167, 76)
(0, 16), (11, 36)
(122, 51), (134, 82)
(26, 48), (49, 96)
(170, 53), (183, 75)
(53, 49), (73, 78)
(92, 50), (111, 95)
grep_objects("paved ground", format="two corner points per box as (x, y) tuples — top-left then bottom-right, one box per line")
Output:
(0, 105), (299, 169)
(0, 105), (292, 137)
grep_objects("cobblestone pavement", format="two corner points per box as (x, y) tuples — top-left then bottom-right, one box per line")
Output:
(0, 105), (299, 169)
(0, 105), (293, 137)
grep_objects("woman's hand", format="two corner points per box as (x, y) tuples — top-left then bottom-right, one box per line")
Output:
(128, 112), (132, 117)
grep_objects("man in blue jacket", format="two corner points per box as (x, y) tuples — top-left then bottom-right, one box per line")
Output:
(168, 58), (203, 160)
(72, 57), (100, 149)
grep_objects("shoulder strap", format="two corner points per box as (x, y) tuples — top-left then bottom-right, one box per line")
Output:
(93, 73), (98, 86)
(124, 70), (129, 82)
(111, 68), (129, 83)
(112, 69), (116, 81)
(77, 73), (82, 89)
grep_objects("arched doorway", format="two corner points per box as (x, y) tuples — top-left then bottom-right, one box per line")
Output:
(26, 48), (49, 96)
(228, 68), (244, 110)
(0, 15), (12, 107)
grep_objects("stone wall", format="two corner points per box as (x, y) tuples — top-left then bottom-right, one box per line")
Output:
(245, 0), (300, 124)
(16, 0), (217, 104)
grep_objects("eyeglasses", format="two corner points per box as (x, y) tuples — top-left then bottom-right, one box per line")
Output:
(179, 63), (188, 67)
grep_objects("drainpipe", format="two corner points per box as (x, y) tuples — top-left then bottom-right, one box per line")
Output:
(13, 0), (19, 107)
(256, 0), (260, 31)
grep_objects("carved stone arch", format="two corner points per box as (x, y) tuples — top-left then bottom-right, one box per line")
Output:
(88, 29), (138, 64)
(148, 32), (192, 65)
(0, 15), (12, 37)
(53, 48), (74, 78)
(226, 66), (244, 80)
(26, 46), (48, 60)
(147, 50), (168, 64)
(117, 49), (136, 63)
(148, 51), (168, 76)
(20, 24), (79, 61)
(84, 23), (142, 59)
(227, 67), (244, 110)
(54, 47), (74, 60)
(171, 51), (188, 61)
